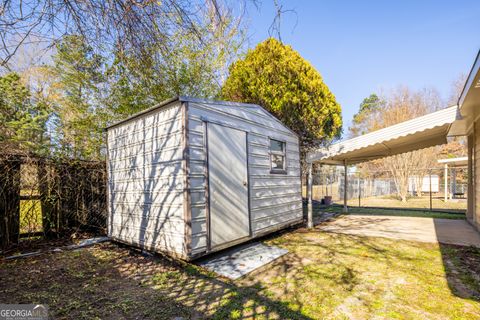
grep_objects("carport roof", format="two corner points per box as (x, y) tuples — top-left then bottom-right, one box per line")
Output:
(437, 157), (468, 167)
(307, 105), (459, 165)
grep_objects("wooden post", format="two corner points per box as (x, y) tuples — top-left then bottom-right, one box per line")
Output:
(38, 159), (53, 237)
(307, 162), (313, 228)
(0, 156), (21, 248)
(444, 164), (448, 202)
(343, 160), (348, 213)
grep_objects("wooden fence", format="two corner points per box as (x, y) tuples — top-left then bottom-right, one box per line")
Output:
(0, 154), (107, 248)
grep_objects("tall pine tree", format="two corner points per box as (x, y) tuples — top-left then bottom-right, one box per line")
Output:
(52, 35), (105, 160)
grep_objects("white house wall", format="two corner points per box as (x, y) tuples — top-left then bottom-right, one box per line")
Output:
(107, 101), (186, 257)
(187, 101), (303, 255)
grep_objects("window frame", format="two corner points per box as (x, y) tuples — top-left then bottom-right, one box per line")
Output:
(269, 138), (287, 174)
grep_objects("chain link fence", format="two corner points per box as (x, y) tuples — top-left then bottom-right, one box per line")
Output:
(0, 153), (107, 248)
(303, 165), (467, 213)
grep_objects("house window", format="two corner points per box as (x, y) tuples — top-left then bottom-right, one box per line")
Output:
(270, 139), (286, 174)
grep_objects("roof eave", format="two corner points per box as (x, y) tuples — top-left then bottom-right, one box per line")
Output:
(104, 96), (182, 131)
(308, 106), (457, 164)
(458, 49), (480, 109)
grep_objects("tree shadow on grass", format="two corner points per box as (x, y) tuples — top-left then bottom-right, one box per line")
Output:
(307, 200), (480, 304)
(265, 227), (480, 318)
(308, 214), (480, 304)
(0, 242), (312, 319)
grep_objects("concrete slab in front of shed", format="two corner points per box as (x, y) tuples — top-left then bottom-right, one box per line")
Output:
(197, 242), (288, 280)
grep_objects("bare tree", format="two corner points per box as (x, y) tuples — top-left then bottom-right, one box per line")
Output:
(440, 73), (469, 158)
(355, 87), (441, 201)
(0, 0), (247, 76)
(448, 73), (468, 106)
(268, 0), (298, 42)
(353, 74), (470, 201)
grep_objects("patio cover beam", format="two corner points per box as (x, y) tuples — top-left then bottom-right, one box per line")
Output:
(307, 106), (458, 165)
(305, 105), (459, 228)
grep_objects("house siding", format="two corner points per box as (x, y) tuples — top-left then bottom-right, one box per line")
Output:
(474, 121), (480, 228)
(107, 101), (186, 257)
(187, 101), (303, 255)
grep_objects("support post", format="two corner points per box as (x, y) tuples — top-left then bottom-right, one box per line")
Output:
(358, 176), (361, 207)
(429, 170), (432, 211)
(453, 168), (457, 198)
(324, 165), (328, 196)
(444, 164), (448, 202)
(330, 168), (333, 196)
(307, 162), (313, 228)
(343, 160), (348, 213)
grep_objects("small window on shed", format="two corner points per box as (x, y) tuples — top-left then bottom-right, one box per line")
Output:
(270, 139), (286, 174)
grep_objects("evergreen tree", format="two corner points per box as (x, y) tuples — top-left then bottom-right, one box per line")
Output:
(0, 72), (49, 154)
(349, 94), (384, 137)
(222, 38), (342, 153)
(52, 35), (105, 160)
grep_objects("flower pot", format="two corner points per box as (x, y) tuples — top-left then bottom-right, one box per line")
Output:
(324, 196), (332, 206)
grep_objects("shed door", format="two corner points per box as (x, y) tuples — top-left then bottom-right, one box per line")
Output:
(207, 123), (249, 248)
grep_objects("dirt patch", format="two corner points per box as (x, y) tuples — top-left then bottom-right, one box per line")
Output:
(1, 231), (101, 258)
(0, 242), (311, 319)
(0, 242), (189, 319)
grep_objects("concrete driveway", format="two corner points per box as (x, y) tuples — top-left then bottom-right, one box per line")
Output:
(317, 215), (480, 247)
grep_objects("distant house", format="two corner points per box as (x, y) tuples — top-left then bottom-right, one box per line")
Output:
(105, 97), (303, 260)
(407, 175), (439, 194)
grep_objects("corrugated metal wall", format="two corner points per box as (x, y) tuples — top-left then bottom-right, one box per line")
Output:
(187, 101), (303, 255)
(107, 98), (303, 259)
(107, 101), (186, 256)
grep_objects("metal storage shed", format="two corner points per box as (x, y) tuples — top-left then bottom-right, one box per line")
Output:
(106, 97), (303, 260)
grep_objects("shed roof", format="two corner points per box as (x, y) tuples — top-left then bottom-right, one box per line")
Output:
(307, 106), (459, 165)
(105, 96), (296, 136)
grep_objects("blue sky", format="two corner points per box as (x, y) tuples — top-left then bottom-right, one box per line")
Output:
(244, 0), (480, 134)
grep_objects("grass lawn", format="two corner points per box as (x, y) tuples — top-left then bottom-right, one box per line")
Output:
(316, 204), (466, 220)
(343, 196), (467, 211)
(2, 229), (480, 319)
(303, 187), (467, 211)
